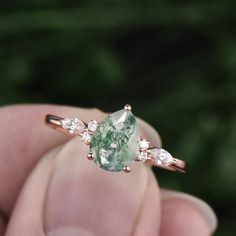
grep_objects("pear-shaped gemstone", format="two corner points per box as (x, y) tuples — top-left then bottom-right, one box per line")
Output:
(90, 108), (140, 172)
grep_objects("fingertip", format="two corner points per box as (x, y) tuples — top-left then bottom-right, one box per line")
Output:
(160, 190), (217, 236)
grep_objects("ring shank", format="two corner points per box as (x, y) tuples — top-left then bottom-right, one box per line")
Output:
(45, 114), (68, 134)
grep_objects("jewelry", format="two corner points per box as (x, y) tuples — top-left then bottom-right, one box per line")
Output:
(45, 104), (186, 173)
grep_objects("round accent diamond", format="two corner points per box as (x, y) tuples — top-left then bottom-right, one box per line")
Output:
(88, 120), (98, 132)
(82, 131), (93, 144)
(137, 151), (148, 162)
(139, 139), (150, 150)
(150, 148), (173, 166)
(61, 118), (85, 135)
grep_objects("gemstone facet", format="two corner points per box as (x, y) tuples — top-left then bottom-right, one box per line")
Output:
(150, 148), (173, 166)
(90, 108), (140, 172)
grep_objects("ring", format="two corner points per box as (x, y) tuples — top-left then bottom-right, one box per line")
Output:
(45, 104), (186, 173)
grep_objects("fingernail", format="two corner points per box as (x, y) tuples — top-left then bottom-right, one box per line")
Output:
(44, 137), (150, 236)
(161, 190), (217, 234)
(138, 118), (162, 147)
(47, 227), (94, 236)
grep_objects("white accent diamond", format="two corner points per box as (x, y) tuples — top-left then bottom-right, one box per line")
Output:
(139, 139), (150, 150)
(82, 131), (93, 144)
(137, 151), (148, 162)
(150, 148), (173, 166)
(61, 118), (85, 134)
(88, 120), (98, 132)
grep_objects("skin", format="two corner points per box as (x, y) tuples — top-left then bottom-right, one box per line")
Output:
(0, 105), (217, 236)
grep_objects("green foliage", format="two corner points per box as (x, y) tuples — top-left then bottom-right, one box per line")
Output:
(1, 1), (236, 235)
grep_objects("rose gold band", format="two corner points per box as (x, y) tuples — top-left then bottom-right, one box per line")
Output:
(146, 158), (186, 173)
(45, 114), (72, 134)
(45, 114), (186, 173)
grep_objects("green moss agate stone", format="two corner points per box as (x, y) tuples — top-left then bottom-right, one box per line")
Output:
(90, 108), (140, 172)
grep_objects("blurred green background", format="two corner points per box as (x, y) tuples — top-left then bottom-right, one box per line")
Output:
(0, 1), (236, 235)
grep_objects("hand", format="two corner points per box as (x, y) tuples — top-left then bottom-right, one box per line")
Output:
(0, 105), (217, 236)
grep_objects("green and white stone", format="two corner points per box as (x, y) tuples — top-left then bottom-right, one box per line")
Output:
(90, 108), (140, 172)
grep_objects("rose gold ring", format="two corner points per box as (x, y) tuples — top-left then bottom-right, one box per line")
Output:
(45, 104), (186, 173)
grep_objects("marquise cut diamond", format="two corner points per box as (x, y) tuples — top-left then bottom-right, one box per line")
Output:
(150, 148), (173, 166)
(61, 118), (85, 134)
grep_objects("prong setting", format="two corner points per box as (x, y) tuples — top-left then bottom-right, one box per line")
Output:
(87, 152), (94, 160)
(123, 166), (131, 173)
(124, 104), (132, 111)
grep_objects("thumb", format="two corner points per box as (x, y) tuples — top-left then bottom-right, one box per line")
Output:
(5, 111), (161, 236)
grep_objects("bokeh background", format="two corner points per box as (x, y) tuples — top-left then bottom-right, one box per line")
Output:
(0, 1), (236, 235)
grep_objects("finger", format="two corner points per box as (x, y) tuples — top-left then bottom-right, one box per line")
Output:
(133, 170), (161, 236)
(0, 104), (160, 218)
(0, 105), (105, 215)
(159, 190), (217, 236)
(6, 131), (161, 236)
